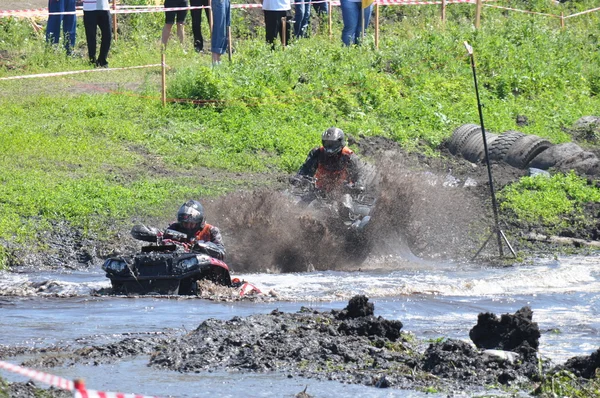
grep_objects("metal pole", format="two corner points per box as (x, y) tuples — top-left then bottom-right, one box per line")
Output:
(464, 41), (504, 257)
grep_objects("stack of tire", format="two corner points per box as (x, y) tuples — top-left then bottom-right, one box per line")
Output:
(448, 124), (552, 169)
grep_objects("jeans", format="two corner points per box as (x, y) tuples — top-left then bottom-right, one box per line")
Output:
(312, 0), (328, 14)
(211, 0), (230, 54)
(340, 0), (372, 46)
(294, 0), (310, 38)
(46, 0), (76, 54)
(83, 10), (112, 67)
(190, 0), (211, 51)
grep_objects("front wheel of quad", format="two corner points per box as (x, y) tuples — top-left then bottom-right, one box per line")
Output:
(179, 279), (198, 296)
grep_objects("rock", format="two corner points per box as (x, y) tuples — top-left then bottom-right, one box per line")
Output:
(469, 306), (540, 354)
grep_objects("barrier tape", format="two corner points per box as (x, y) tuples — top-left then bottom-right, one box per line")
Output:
(0, 0), (503, 17)
(0, 64), (162, 81)
(0, 360), (74, 391)
(482, 4), (559, 18)
(0, 360), (160, 398)
(565, 6), (600, 18)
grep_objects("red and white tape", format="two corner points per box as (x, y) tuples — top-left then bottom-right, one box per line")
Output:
(0, 360), (74, 391)
(0, 64), (162, 81)
(0, 360), (160, 398)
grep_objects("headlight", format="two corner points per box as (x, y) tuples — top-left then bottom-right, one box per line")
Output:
(173, 255), (200, 274)
(102, 259), (128, 274)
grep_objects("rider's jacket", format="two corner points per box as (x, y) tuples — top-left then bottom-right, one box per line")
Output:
(166, 222), (226, 259)
(297, 146), (362, 192)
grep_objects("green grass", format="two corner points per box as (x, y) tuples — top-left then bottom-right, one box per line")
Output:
(1, 0), (600, 266)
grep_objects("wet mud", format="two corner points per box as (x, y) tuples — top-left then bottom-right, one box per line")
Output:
(3, 296), (599, 397)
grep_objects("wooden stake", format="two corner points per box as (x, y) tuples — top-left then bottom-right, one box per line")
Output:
(560, 12), (565, 29)
(281, 17), (287, 47)
(161, 53), (166, 107)
(441, 0), (446, 22)
(112, 0), (118, 41)
(475, 0), (482, 29)
(228, 26), (232, 62)
(328, 0), (332, 39)
(375, 1), (379, 49)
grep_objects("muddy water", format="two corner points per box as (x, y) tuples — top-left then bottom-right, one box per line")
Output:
(1, 254), (599, 397)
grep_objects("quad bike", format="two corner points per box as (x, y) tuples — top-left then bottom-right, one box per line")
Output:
(102, 225), (233, 295)
(288, 175), (377, 232)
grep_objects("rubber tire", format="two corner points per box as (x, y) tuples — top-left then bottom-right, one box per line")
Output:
(448, 124), (481, 155)
(504, 135), (553, 169)
(488, 130), (526, 162)
(460, 131), (498, 163)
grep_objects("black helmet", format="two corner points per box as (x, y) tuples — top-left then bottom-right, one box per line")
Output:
(321, 127), (345, 155)
(177, 200), (205, 229)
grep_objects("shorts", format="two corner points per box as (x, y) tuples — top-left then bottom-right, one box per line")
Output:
(165, 0), (188, 24)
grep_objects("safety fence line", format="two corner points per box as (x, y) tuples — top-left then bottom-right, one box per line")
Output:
(0, 360), (74, 391)
(0, 0), (497, 17)
(565, 5), (600, 18)
(0, 64), (162, 81)
(482, 4), (560, 18)
(0, 360), (161, 398)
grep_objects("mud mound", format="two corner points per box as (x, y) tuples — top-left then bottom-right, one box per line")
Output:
(557, 348), (600, 379)
(469, 306), (540, 355)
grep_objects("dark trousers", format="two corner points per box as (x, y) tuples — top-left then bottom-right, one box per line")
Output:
(190, 0), (211, 51)
(83, 10), (112, 67)
(263, 10), (292, 49)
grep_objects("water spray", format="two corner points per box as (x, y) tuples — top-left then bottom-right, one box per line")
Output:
(464, 41), (516, 260)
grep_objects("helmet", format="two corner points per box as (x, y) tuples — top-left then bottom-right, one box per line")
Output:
(177, 200), (205, 231)
(321, 127), (345, 155)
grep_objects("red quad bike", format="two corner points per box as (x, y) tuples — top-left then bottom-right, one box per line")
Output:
(102, 225), (235, 295)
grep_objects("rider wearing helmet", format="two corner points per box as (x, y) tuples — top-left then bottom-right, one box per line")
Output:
(293, 127), (365, 193)
(165, 200), (226, 260)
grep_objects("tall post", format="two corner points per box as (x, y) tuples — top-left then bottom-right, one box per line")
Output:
(560, 12), (565, 29)
(441, 0), (446, 22)
(475, 0), (482, 29)
(161, 53), (167, 107)
(328, 0), (332, 39)
(375, 1), (379, 49)
(112, 0), (117, 41)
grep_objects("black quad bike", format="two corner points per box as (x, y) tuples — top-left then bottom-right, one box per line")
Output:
(288, 175), (377, 232)
(102, 225), (232, 295)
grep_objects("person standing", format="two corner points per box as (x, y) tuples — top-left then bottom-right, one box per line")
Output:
(161, 0), (188, 49)
(83, 0), (112, 67)
(46, 0), (77, 55)
(294, 0), (310, 39)
(340, 0), (372, 46)
(211, 0), (230, 65)
(263, 0), (291, 49)
(190, 0), (211, 53)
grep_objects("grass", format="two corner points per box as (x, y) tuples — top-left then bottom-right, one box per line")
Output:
(0, 0), (599, 267)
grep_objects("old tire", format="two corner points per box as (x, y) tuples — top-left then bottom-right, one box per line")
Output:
(529, 142), (581, 170)
(460, 131), (498, 163)
(488, 130), (526, 162)
(505, 135), (552, 169)
(448, 124), (481, 156)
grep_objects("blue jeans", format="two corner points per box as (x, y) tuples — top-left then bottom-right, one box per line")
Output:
(46, 0), (76, 54)
(340, 0), (372, 46)
(294, 0), (310, 38)
(312, 0), (328, 15)
(211, 0), (230, 54)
